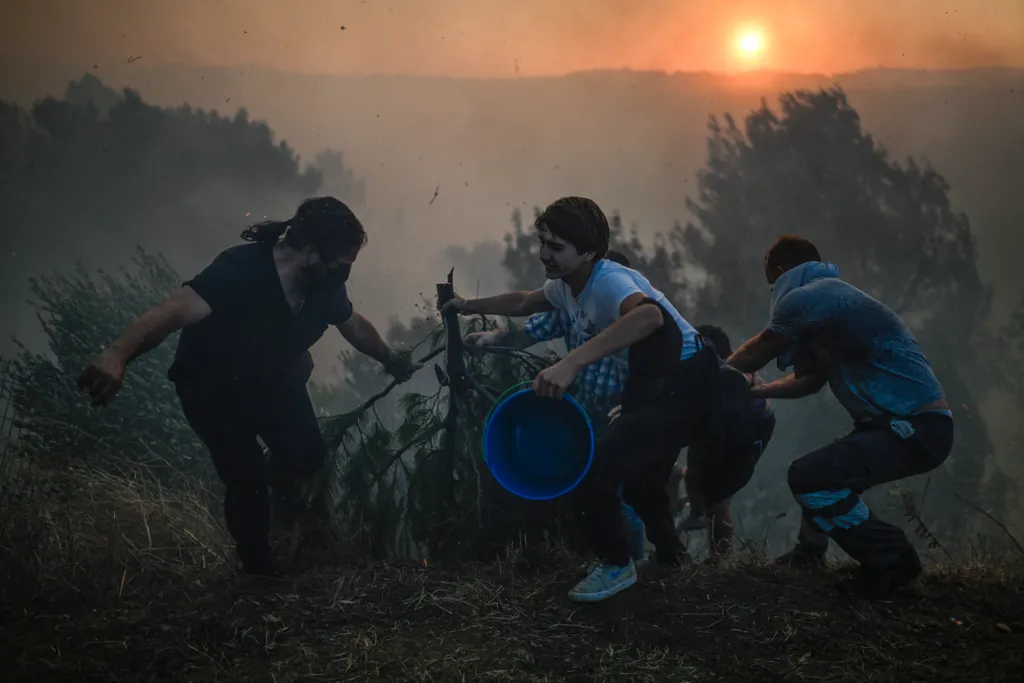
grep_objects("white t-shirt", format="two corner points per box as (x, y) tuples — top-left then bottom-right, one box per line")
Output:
(541, 260), (699, 361)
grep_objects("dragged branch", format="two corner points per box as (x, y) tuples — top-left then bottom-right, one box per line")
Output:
(367, 422), (444, 488)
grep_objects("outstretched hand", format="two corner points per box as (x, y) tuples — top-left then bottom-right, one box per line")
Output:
(77, 349), (128, 407)
(464, 328), (508, 349)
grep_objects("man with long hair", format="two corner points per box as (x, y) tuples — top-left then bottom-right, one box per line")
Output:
(78, 197), (421, 576)
(442, 197), (717, 602)
(726, 235), (953, 598)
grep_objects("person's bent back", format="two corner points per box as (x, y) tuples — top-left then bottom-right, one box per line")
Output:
(725, 234), (952, 598)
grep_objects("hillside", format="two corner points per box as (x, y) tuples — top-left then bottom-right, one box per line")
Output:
(1, 376), (1022, 681)
(1, 458), (1020, 682)
(2, 551), (1021, 682)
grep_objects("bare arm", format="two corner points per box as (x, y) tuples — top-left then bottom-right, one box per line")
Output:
(751, 372), (828, 399)
(338, 312), (423, 382)
(563, 293), (661, 371)
(459, 289), (553, 317)
(725, 328), (793, 374)
(108, 286), (212, 362)
(336, 312), (393, 365)
(532, 293), (662, 399)
(79, 286), (213, 407)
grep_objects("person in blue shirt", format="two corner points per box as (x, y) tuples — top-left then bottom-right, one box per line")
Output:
(726, 235), (954, 598)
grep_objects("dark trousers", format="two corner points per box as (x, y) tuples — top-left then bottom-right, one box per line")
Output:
(175, 379), (328, 564)
(787, 411), (954, 571)
(689, 412), (776, 508)
(572, 343), (718, 566)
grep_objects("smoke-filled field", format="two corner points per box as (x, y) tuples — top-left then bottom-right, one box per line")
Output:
(2, 58), (1024, 681)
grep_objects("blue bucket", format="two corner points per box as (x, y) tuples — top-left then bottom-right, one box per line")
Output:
(482, 382), (595, 500)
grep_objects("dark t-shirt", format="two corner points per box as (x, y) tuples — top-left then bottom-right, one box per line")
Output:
(168, 242), (354, 387)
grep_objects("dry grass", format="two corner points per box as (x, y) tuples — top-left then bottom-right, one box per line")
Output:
(1, 467), (1022, 683)
(0, 464), (228, 607)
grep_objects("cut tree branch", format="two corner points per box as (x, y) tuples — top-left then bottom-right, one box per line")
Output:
(319, 345), (444, 425)
(368, 422), (443, 488)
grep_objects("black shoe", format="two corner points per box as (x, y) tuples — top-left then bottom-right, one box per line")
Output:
(835, 553), (922, 600)
(655, 545), (691, 568)
(238, 547), (285, 578)
(775, 544), (827, 569)
(271, 489), (312, 526)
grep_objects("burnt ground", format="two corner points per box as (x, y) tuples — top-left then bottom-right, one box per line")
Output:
(2, 553), (1021, 683)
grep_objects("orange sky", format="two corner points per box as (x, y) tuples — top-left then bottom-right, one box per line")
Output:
(2, 0), (1023, 77)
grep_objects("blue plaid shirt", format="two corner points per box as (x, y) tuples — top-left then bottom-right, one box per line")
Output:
(523, 310), (629, 419)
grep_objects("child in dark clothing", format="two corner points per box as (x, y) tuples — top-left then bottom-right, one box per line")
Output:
(680, 325), (776, 556)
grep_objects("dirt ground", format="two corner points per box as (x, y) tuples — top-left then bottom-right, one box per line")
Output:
(2, 552), (1022, 683)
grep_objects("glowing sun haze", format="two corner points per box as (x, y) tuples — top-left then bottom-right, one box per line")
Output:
(735, 25), (766, 66)
(1, 0), (1022, 76)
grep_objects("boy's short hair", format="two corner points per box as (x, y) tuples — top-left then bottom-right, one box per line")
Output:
(605, 249), (630, 267)
(765, 235), (821, 273)
(535, 196), (610, 260)
(696, 324), (733, 360)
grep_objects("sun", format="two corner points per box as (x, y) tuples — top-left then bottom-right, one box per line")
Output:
(740, 33), (761, 54)
(735, 27), (766, 60)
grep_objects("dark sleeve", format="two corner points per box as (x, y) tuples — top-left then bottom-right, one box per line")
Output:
(183, 249), (256, 313)
(326, 284), (354, 326)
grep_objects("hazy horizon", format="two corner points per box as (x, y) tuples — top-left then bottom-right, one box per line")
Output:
(4, 0), (1024, 78)
(3, 62), (1022, 361)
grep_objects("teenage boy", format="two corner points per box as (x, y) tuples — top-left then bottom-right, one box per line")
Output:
(442, 196), (717, 602)
(465, 249), (647, 563)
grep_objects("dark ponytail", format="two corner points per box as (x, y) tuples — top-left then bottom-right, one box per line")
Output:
(239, 197), (366, 261)
(240, 218), (290, 243)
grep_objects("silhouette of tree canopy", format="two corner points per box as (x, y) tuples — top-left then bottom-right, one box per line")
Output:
(0, 74), (365, 351)
(2, 75), (365, 485)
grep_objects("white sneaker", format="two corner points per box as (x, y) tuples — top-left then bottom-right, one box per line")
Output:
(568, 560), (638, 603)
(587, 555), (647, 573)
